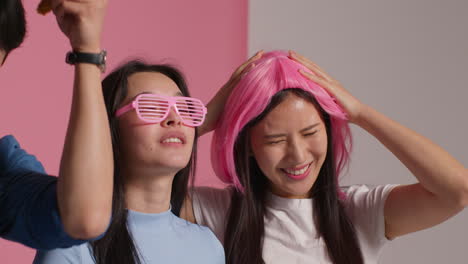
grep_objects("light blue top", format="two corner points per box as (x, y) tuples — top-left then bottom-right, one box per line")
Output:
(33, 208), (225, 264)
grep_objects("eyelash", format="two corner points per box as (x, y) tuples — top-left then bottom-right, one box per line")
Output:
(267, 131), (318, 145)
(267, 140), (284, 145)
(304, 131), (318, 136)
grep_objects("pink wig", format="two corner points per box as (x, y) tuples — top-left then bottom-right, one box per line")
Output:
(211, 51), (352, 195)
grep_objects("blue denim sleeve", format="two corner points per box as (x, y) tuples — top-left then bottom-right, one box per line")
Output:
(0, 135), (90, 250)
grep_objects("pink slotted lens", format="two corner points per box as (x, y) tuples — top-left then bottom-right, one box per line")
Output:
(136, 94), (170, 123)
(174, 97), (206, 126)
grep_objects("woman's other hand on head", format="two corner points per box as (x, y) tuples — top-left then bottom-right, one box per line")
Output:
(290, 50), (366, 124)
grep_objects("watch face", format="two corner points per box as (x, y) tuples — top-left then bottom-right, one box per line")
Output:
(66, 52), (77, 64)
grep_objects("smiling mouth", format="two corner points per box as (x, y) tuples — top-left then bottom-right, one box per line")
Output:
(160, 131), (187, 146)
(280, 162), (313, 180)
(161, 137), (183, 144)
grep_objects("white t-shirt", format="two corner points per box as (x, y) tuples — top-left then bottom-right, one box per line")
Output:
(193, 184), (398, 264)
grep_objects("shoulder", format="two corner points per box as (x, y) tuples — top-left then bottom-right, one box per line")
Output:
(340, 184), (399, 248)
(192, 186), (232, 219)
(341, 184), (399, 223)
(200, 224), (225, 260)
(171, 216), (225, 261)
(191, 186), (233, 244)
(342, 184), (399, 210)
(193, 186), (233, 200)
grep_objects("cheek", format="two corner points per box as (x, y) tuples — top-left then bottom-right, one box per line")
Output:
(308, 131), (328, 157)
(252, 145), (283, 176)
(118, 122), (158, 156)
(307, 141), (328, 176)
(120, 122), (152, 142)
(184, 128), (196, 150)
(251, 134), (279, 170)
(319, 135), (328, 157)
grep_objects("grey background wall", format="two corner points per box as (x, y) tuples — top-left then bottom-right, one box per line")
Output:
(249, 0), (468, 263)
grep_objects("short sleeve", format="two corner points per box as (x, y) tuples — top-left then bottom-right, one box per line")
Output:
(0, 135), (88, 249)
(192, 187), (232, 244)
(0, 135), (45, 178)
(342, 184), (399, 258)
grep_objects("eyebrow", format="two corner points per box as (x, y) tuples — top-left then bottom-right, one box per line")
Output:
(263, 123), (320, 139)
(130, 91), (184, 101)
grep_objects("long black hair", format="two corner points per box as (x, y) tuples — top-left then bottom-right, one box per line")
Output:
(224, 88), (364, 264)
(90, 60), (197, 264)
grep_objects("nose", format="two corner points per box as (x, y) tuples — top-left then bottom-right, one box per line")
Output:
(285, 137), (306, 165)
(161, 106), (182, 127)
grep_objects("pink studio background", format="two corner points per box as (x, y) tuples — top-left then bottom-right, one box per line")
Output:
(0, 1), (247, 263)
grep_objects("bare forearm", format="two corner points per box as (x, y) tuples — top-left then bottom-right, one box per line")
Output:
(355, 105), (468, 204)
(198, 84), (232, 136)
(57, 63), (113, 239)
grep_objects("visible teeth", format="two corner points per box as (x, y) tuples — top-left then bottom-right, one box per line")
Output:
(284, 165), (308, 175)
(163, 137), (182, 143)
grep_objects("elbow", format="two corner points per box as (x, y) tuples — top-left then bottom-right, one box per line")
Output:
(62, 209), (111, 240)
(455, 168), (468, 208)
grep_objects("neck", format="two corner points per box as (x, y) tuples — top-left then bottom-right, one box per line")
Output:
(122, 165), (177, 214)
(269, 183), (312, 199)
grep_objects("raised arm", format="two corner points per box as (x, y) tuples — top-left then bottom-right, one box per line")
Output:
(291, 50), (468, 240)
(50, 0), (113, 239)
(356, 104), (467, 239)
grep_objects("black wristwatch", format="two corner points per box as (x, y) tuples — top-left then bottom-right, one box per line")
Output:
(65, 50), (107, 73)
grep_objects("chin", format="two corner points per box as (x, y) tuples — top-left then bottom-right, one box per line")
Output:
(274, 183), (314, 199)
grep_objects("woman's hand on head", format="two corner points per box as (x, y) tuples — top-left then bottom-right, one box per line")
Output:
(51, 0), (107, 52)
(225, 50), (264, 91)
(199, 50), (264, 135)
(290, 50), (365, 124)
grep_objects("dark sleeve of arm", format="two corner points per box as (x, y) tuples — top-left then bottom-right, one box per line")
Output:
(0, 135), (89, 249)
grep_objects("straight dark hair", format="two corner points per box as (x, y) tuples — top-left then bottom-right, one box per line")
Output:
(90, 60), (197, 264)
(0, 0), (26, 64)
(224, 88), (364, 264)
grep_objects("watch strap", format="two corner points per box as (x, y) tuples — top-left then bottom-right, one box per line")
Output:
(65, 50), (107, 73)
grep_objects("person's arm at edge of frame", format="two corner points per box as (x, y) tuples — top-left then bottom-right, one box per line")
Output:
(51, 0), (113, 240)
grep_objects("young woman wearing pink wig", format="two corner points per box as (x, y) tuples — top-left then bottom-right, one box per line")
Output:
(178, 50), (468, 263)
